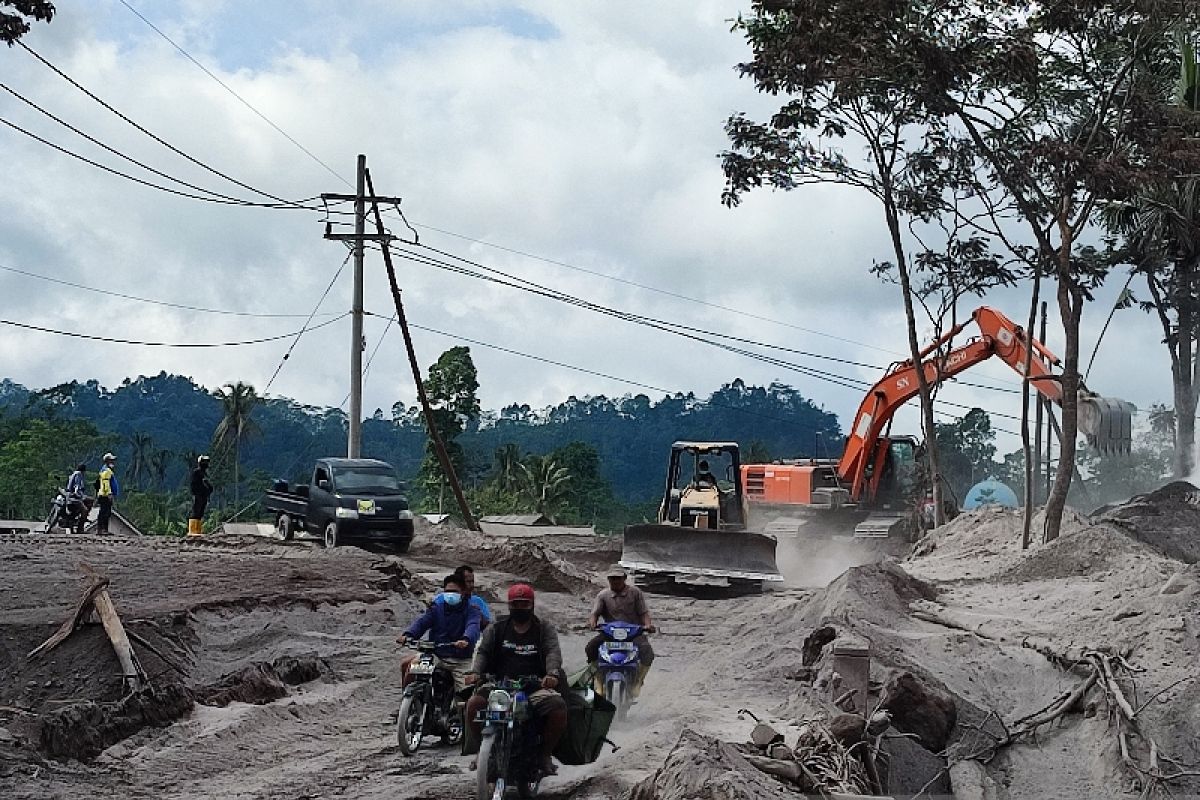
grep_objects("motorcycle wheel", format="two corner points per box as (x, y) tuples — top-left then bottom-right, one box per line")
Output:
(608, 678), (628, 722)
(397, 694), (425, 756)
(476, 733), (501, 800)
(440, 700), (464, 747)
(44, 508), (58, 533)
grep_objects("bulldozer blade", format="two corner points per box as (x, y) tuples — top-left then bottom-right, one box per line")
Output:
(620, 524), (784, 583)
(1079, 393), (1135, 455)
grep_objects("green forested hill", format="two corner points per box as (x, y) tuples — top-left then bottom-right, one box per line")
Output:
(0, 373), (842, 523)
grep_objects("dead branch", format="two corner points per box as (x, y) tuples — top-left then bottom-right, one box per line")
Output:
(28, 576), (109, 658)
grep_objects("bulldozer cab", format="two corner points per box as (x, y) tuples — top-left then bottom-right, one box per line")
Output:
(660, 442), (747, 530)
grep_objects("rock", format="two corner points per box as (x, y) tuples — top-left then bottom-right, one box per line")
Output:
(882, 671), (957, 752)
(801, 626), (837, 666)
(829, 713), (867, 746)
(750, 722), (785, 748)
(630, 728), (802, 800)
(883, 730), (951, 796)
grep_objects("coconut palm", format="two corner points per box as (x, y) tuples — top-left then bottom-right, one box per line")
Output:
(518, 456), (572, 522)
(493, 443), (523, 492)
(212, 382), (261, 509)
(149, 448), (172, 491)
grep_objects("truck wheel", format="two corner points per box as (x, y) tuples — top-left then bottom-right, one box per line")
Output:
(276, 514), (294, 541)
(393, 540), (411, 554)
(323, 522), (339, 549)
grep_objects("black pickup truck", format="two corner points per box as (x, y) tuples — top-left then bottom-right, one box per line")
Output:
(263, 458), (415, 551)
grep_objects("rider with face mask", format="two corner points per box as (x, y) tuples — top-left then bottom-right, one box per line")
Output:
(398, 574), (482, 692)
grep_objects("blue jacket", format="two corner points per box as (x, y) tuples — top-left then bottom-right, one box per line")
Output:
(469, 594), (493, 623)
(404, 597), (481, 660)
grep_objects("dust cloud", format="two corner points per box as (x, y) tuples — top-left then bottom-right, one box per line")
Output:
(773, 527), (888, 588)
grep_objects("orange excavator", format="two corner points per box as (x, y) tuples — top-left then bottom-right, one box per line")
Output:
(741, 305), (1134, 537)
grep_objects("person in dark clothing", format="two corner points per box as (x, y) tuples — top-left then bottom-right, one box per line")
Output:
(398, 574), (482, 690)
(694, 459), (717, 488)
(188, 455), (213, 536)
(465, 583), (568, 776)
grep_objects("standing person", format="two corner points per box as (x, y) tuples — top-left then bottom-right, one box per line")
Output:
(398, 574), (482, 691)
(586, 566), (655, 697)
(464, 583), (568, 776)
(96, 452), (120, 535)
(188, 455), (213, 536)
(454, 565), (493, 630)
(64, 463), (93, 534)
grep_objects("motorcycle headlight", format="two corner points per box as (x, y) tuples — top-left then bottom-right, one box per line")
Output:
(487, 690), (513, 712)
(335, 507), (359, 519)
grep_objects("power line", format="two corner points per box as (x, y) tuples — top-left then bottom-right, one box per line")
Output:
(0, 312), (347, 348)
(17, 41), (330, 211)
(114, 0), (353, 190)
(263, 251), (353, 393)
(0, 262), (340, 319)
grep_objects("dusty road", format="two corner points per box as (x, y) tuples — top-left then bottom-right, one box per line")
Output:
(0, 530), (798, 800)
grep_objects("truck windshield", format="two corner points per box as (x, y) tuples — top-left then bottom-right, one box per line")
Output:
(333, 467), (403, 496)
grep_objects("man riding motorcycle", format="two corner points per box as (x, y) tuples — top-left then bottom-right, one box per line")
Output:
(398, 574), (482, 692)
(64, 463), (93, 534)
(465, 583), (568, 776)
(586, 566), (655, 697)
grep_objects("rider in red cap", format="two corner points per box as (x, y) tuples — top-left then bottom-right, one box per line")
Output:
(465, 582), (568, 775)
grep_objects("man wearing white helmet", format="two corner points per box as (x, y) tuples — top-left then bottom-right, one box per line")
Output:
(188, 455), (213, 536)
(96, 452), (120, 535)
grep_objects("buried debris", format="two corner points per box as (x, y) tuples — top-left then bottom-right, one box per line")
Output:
(40, 681), (193, 761)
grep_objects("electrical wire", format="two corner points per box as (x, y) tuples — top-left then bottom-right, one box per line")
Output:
(17, 41), (334, 211)
(0, 312), (347, 347)
(263, 251), (353, 393)
(114, 1), (353, 190)
(0, 262), (340, 319)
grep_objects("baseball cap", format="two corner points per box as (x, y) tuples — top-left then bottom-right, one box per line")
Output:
(507, 583), (535, 603)
(605, 565), (628, 579)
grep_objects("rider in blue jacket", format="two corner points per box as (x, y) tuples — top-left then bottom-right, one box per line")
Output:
(399, 574), (482, 691)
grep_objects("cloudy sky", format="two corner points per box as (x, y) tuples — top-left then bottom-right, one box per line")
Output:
(0, 0), (1171, 451)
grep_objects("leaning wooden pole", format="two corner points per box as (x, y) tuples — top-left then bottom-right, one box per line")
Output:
(93, 588), (143, 691)
(364, 170), (478, 532)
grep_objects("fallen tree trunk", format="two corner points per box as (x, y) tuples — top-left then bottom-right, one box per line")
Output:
(93, 588), (144, 691)
(28, 576), (109, 659)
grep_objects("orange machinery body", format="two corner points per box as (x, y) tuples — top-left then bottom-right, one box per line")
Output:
(741, 306), (1067, 510)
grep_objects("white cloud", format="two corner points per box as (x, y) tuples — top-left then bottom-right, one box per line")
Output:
(0, 0), (1171, 455)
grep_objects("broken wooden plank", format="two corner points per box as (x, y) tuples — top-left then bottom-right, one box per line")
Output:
(93, 588), (144, 690)
(28, 576), (109, 659)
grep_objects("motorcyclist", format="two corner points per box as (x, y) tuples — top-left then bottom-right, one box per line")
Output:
(586, 565), (655, 697)
(398, 574), (482, 692)
(465, 583), (568, 776)
(454, 564), (493, 630)
(64, 463), (93, 534)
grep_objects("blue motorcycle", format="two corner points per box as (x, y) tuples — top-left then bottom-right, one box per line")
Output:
(596, 621), (651, 721)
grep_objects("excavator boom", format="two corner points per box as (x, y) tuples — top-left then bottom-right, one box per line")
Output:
(838, 306), (1134, 503)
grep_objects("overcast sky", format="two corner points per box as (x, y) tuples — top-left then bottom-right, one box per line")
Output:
(0, 1), (1171, 452)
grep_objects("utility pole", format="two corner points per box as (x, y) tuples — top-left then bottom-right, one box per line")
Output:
(322, 155), (400, 458)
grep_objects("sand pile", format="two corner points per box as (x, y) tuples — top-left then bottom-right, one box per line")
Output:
(1094, 480), (1200, 563)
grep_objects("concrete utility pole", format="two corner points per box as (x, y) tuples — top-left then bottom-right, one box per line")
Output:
(321, 155), (400, 458)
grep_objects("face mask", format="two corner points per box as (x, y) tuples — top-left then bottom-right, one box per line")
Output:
(441, 592), (462, 607)
(509, 608), (533, 623)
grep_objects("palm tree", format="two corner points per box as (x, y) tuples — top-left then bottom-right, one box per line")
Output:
(128, 433), (154, 490)
(493, 443), (523, 492)
(150, 448), (172, 491)
(518, 456), (572, 522)
(212, 382), (261, 509)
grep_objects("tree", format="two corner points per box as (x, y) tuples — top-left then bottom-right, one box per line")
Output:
(492, 442), (523, 493)
(726, 0), (1200, 542)
(933, 408), (998, 502)
(517, 455), (572, 522)
(416, 347), (480, 510)
(723, 2), (994, 527)
(128, 432), (154, 490)
(0, 416), (111, 519)
(1, 1), (53, 45)
(212, 382), (261, 510)
(1104, 39), (1200, 477)
(745, 440), (772, 464)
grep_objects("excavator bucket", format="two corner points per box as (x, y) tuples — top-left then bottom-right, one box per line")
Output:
(619, 524), (784, 587)
(1078, 393), (1135, 455)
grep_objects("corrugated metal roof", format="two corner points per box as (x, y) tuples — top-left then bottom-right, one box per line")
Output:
(478, 521), (596, 538)
(478, 514), (552, 526)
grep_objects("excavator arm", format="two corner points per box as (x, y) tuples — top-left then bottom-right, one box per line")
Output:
(837, 306), (1134, 503)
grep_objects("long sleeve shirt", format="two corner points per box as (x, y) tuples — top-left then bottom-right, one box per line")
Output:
(403, 599), (481, 660)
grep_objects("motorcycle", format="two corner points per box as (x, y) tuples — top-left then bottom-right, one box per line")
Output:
(45, 490), (93, 535)
(475, 676), (546, 800)
(397, 640), (466, 755)
(596, 621), (651, 721)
